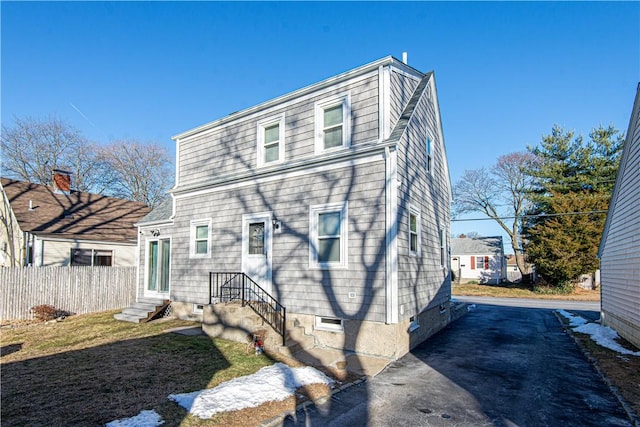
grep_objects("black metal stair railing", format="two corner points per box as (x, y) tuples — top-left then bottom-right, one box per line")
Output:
(209, 272), (286, 346)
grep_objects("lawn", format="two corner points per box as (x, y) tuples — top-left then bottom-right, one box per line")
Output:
(453, 281), (601, 301)
(0, 311), (329, 426)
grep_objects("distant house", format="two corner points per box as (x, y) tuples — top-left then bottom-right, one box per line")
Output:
(1, 172), (150, 267)
(451, 236), (506, 284)
(128, 56), (453, 361)
(598, 83), (640, 349)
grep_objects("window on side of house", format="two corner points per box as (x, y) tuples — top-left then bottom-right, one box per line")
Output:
(426, 137), (433, 175)
(257, 114), (285, 166)
(473, 255), (488, 270)
(70, 249), (113, 266)
(439, 228), (446, 268)
(409, 206), (421, 255)
(314, 93), (351, 153)
(190, 219), (211, 258)
(310, 202), (348, 268)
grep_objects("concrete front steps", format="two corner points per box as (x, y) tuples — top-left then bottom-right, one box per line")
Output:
(114, 298), (171, 323)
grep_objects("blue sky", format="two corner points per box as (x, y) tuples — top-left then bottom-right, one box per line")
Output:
(2, 1), (639, 249)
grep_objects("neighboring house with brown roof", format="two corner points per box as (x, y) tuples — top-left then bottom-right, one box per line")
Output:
(1, 173), (150, 267)
(598, 83), (640, 349)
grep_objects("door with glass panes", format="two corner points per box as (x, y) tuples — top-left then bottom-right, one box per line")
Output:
(146, 238), (170, 297)
(242, 213), (272, 295)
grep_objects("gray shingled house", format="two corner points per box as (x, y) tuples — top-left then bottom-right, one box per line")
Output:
(126, 56), (453, 361)
(598, 83), (640, 349)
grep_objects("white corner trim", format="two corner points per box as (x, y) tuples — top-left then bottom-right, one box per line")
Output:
(385, 146), (399, 324)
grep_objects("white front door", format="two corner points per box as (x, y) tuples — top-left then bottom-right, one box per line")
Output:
(242, 213), (273, 295)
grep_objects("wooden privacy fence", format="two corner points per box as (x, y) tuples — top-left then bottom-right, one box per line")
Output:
(0, 266), (137, 321)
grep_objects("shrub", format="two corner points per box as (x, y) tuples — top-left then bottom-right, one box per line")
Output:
(30, 304), (68, 322)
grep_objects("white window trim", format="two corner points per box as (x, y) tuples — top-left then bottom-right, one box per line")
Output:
(256, 113), (285, 167)
(409, 205), (421, 256)
(309, 202), (348, 269)
(409, 315), (420, 332)
(439, 228), (446, 269)
(425, 136), (433, 176)
(190, 218), (212, 258)
(315, 316), (344, 332)
(314, 92), (352, 154)
(144, 236), (172, 296)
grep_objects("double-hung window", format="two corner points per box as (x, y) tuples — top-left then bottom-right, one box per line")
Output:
(190, 219), (211, 258)
(257, 114), (285, 167)
(439, 228), (446, 268)
(314, 93), (351, 153)
(310, 202), (348, 268)
(409, 206), (421, 255)
(426, 137), (433, 175)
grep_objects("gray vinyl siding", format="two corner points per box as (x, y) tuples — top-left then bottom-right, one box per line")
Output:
(168, 160), (388, 322)
(396, 78), (451, 320)
(600, 86), (640, 340)
(177, 74), (379, 189)
(389, 69), (420, 130)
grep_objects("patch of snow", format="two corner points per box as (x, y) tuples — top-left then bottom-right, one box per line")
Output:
(557, 310), (640, 356)
(169, 362), (334, 419)
(557, 309), (588, 327)
(105, 409), (164, 427)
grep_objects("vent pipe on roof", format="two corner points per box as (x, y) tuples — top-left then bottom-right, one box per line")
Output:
(29, 200), (34, 210)
(402, 52), (408, 65)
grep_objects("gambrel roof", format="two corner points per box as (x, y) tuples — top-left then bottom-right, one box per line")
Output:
(1, 178), (150, 243)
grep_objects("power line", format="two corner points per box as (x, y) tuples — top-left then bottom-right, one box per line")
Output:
(451, 210), (608, 222)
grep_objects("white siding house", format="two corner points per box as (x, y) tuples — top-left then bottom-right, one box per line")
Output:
(1, 176), (149, 267)
(133, 56), (452, 360)
(598, 83), (640, 350)
(451, 236), (506, 284)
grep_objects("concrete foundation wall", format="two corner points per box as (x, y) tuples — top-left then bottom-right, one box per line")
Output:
(198, 301), (452, 360)
(602, 309), (640, 350)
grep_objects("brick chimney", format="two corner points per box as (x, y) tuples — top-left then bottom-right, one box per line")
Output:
(52, 169), (72, 194)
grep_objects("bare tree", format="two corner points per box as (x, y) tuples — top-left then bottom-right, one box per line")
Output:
(96, 140), (173, 209)
(453, 152), (536, 277)
(1, 116), (99, 192)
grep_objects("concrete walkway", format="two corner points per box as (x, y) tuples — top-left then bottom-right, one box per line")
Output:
(278, 303), (633, 427)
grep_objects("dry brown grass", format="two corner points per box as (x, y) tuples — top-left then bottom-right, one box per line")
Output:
(0, 310), (339, 426)
(453, 281), (601, 301)
(557, 316), (640, 420)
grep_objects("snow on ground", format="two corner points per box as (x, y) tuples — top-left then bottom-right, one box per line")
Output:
(169, 362), (334, 419)
(557, 310), (640, 356)
(107, 363), (334, 425)
(105, 410), (163, 427)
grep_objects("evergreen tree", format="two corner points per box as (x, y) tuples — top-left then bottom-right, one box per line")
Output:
(524, 125), (623, 288)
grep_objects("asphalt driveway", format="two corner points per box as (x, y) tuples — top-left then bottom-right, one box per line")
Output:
(283, 302), (632, 426)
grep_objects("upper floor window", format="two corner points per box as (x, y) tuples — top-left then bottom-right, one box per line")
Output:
(426, 137), (433, 175)
(309, 202), (348, 268)
(257, 114), (285, 167)
(190, 219), (211, 258)
(315, 93), (351, 153)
